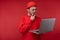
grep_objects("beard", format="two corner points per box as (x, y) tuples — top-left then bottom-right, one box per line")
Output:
(29, 12), (35, 16)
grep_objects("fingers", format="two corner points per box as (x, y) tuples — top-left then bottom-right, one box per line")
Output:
(29, 30), (40, 34)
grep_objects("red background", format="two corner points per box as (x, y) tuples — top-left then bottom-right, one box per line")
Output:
(0, 0), (60, 40)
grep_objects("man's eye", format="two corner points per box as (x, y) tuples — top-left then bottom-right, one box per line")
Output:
(32, 9), (34, 11)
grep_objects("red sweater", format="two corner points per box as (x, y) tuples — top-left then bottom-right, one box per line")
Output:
(18, 15), (41, 40)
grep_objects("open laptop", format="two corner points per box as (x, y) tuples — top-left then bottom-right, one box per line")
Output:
(39, 18), (56, 34)
(29, 18), (56, 34)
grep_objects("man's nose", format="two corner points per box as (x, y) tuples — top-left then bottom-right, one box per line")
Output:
(34, 10), (36, 12)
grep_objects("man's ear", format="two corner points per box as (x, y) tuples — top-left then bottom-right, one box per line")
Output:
(27, 9), (30, 12)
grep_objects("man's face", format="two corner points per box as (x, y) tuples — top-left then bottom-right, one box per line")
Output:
(27, 6), (37, 16)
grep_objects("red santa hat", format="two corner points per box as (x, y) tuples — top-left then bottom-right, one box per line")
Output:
(26, 1), (37, 9)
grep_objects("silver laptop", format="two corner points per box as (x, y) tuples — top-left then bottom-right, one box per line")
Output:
(29, 18), (56, 34)
(39, 18), (56, 34)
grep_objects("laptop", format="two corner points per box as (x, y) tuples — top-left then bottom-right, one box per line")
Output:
(29, 18), (56, 34)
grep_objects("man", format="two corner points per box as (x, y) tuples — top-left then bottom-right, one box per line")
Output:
(18, 1), (41, 40)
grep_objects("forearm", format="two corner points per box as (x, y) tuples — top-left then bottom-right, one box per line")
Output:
(19, 19), (33, 34)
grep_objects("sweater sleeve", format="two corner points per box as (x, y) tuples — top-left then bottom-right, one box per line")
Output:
(29, 17), (41, 34)
(32, 17), (41, 30)
(18, 17), (33, 35)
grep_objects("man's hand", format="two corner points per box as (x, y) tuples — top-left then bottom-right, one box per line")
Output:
(29, 29), (40, 34)
(30, 14), (35, 21)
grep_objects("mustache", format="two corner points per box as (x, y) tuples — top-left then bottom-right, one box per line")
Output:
(29, 13), (35, 16)
(28, 12), (36, 16)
